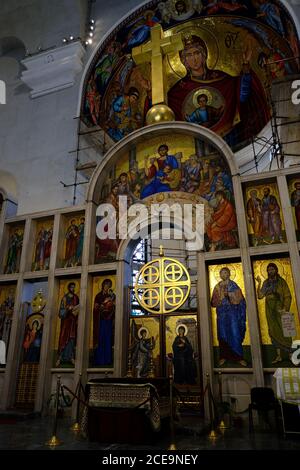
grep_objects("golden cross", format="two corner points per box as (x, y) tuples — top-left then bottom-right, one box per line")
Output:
(165, 287), (183, 306)
(166, 263), (182, 281)
(144, 288), (159, 307)
(132, 24), (183, 106)
(145, 266), (158, 283)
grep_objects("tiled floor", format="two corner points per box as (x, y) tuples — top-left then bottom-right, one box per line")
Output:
(0, 414), (300, 451)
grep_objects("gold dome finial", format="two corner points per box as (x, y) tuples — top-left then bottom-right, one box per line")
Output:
(146, 104), (175, 125)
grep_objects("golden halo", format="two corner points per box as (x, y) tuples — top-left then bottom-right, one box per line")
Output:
(144, 9), (154, 18)
(261, 185), (272, 193)
(212, 265), (236, 282)
(290, 179), (300, 191)
(138, 326), (150, 339)
(246, 188), (260, 201)
(169, 24), (220, 73)
(65, 280), (80, 294)
(31, 292), (46, 313)
(169, 0), (193, 11)
(176, 323), (188, 335)
(98, 277), (115, 292)
(260, 260), (285, 280)
(192, 89), (213, 107)
(26, 313), (43, 331)
(155, 193), (166, 203)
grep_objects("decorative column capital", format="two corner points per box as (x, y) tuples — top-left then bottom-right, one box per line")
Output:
(21, 41), (86, 99)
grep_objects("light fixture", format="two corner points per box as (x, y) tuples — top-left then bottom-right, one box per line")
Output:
(84, 18), (96, 46)
(62, 38), (67, 43)
(69, 35), (74, 40)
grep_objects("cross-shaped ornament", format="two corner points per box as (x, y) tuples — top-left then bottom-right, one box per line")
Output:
(132, 24), (183, 123)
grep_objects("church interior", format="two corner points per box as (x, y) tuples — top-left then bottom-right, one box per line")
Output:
(1, 0), (300, 453)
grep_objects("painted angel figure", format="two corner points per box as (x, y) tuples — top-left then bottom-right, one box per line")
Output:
(5, 230), (23, 274)
(106, 87), (142, 141)
(123, 10), (160, 50)
(130, 325), (157, 378)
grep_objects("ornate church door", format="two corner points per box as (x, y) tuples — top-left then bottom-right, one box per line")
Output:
(127, 241), (201, 387)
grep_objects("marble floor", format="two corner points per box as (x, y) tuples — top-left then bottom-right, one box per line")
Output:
(0, 413), (300, 451)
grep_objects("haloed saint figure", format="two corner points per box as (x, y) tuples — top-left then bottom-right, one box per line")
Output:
(131, 327), (157, 378)
(255, 263), (292, 364)
(93, 279), (116, 366)
(168, 35), (269, 147)
(56, 282), (80, 367)
(172, 325), (197, 384)
(211, 267), (247, 367)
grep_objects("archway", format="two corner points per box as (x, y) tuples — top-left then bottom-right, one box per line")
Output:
(119, 225), (201, 387)
(86, 121), (246, 385)
(78, 0), (300, 175)
(88, 121), (238, 203)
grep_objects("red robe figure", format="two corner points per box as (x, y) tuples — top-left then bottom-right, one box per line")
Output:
(65, 220), (79, 267)
(56, 282), (79, 367)
(206, 190), (238, 251)
(168, 35), (270, 147)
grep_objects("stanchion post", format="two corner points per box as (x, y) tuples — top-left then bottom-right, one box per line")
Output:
(218, 371), (227, 431)
(71, 373), (82, 432)
(45, 375), (63, 447)
(169, 365), (174, 433)
(168, 359), (177, 450)
(207, 373), (218, 440)
(218, 371), (223, 403)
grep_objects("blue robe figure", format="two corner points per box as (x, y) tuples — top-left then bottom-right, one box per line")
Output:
(126, 13), (160, 49)
(141, 149), (180, 198)
(107, 88), (141, 141)
(209, 169), (233, 195)
(211, 268), (247, 366)
(185, 95), (223, 128)
(257, 2), (285, 37)
(203, 167), (233, 204)
(187, 108), (208, 124)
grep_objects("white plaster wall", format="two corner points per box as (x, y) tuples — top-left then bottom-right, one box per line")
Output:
(0, 0), (142, 215)
(0, 0), (88, 214)
(0, 0), (87, 52)
(0, 373), (4, 397)
(0, 62), (80, 214)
